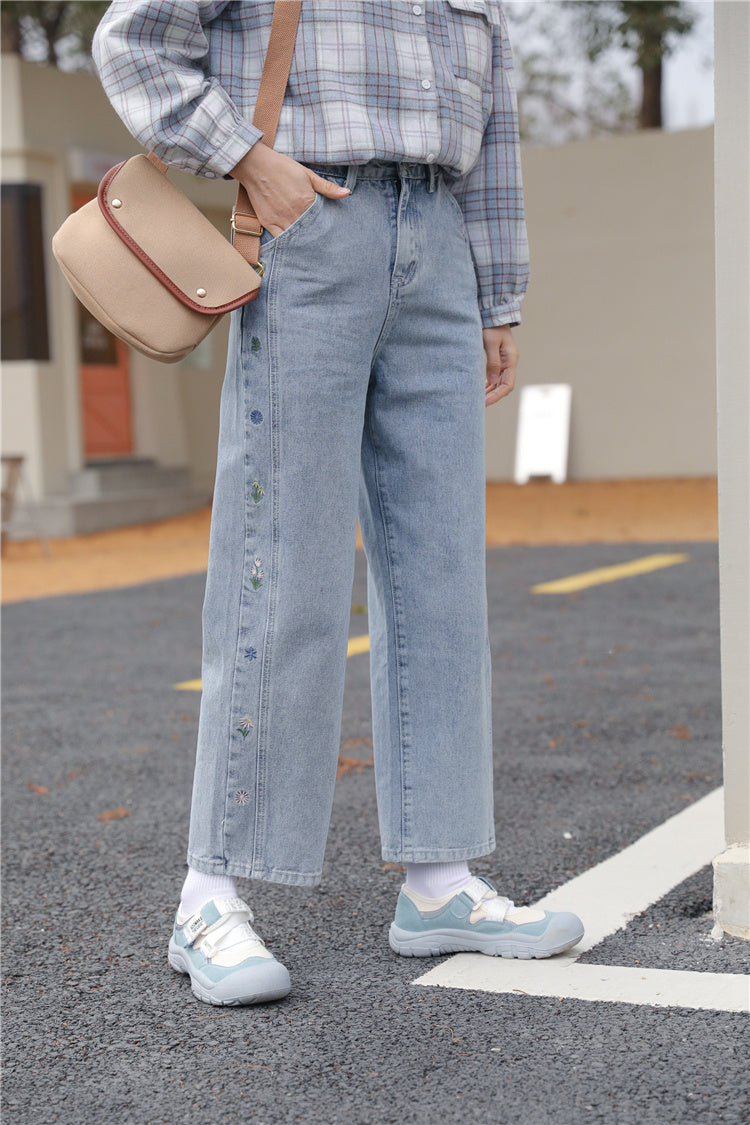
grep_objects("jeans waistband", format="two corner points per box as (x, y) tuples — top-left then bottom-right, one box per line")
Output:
(306, 161), (441, 192)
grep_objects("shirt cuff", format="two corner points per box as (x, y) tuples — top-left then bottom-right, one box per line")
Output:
(194, 117), (264, 180)
(480, 300), (523, 329)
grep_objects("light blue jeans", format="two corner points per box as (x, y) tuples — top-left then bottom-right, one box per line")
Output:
(187, 162), (495, 886)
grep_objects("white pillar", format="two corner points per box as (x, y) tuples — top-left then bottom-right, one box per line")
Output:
(712, 1), (750, 941)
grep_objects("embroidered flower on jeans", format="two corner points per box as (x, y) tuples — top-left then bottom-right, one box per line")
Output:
(250, 410), (263, 425)
(250, 481), (265, 503)
(234, 789), (250, 806)
(236, 717), (254, 738)
(250, 558), (264, 590)
(244, 647), (258, 661)
(251, 336), (261, 353)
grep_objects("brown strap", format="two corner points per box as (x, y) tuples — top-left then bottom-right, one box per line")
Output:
(146, 151), (168, 174)
(252, 0), (303, 146)
(232, 0), (303, 267)
(146, 1), (302, 269)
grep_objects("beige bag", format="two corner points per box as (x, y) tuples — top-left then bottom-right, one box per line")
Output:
(52, 1), (301, 364)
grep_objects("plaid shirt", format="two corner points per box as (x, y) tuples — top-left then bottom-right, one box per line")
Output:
(93, 1), (528, 326)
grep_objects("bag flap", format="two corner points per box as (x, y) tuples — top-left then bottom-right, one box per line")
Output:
(98, 155), (260, 315)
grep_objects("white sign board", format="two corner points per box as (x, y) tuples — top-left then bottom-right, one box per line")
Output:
(513, 384), (572, 484)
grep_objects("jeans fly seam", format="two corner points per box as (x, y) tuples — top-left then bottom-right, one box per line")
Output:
(371, 181), (402, 365)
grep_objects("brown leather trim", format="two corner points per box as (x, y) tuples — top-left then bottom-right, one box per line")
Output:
(97, 164), (259, 315)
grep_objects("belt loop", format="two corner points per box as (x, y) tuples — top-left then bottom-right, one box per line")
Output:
(346, 165), (359, 192)
(427, 164), (438, 193)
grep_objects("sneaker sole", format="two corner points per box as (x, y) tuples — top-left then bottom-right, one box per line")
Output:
(388, 922), (584, 960)
(168, 947), (291, 1006)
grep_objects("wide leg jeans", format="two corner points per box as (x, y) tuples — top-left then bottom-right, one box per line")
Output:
(187, 162), (495, 886)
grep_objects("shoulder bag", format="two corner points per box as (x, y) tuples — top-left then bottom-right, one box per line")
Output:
(52, 1), (301, 364)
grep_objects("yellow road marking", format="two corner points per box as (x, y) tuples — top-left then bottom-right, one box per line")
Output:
(175, 632), (371, 691)
(531, 553), (689, 595)
(346, 633), (371, 656)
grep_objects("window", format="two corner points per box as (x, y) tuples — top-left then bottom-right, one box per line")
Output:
(1, 184), (50, 361)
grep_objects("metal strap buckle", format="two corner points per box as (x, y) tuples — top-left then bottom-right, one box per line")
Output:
(231, 210), (263, 237)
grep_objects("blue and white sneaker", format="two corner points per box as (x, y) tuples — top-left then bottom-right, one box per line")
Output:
(389, 877), (584, 959)
(168, 896), (291, 1006)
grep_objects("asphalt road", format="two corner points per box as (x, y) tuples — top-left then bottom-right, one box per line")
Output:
(2, 540), (748, 1124)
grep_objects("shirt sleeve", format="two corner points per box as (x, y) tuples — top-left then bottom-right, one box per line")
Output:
(450, 8), (529, 327)
(91, 0), (262, 179)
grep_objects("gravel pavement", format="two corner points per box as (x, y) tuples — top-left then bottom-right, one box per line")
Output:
(2, 541), (748, 1124)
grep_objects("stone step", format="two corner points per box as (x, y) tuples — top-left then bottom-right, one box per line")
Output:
(70, 459), (192, 498)
(13, 486), (210, 539)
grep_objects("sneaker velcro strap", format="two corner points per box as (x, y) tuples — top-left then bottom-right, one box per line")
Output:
(463, 876), (496, 907)
(211, 896), (254, 921)
(183, 912), (208, 945)
(183, 897), (253, 947)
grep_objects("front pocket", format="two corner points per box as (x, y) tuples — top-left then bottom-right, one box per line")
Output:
(445, 1), (493, 88)
(260, 192), (323, 252)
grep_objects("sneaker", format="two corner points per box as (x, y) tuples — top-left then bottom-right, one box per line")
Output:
(168, 895), (291, 1006)
(389, 876), (584, 959)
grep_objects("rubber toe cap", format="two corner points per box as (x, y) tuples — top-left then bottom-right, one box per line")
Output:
(544, 911), (585, 951)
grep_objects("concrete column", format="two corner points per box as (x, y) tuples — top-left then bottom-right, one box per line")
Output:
(712, 1), (750, 941)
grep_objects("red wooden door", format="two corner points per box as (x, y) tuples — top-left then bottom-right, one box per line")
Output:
(72, 188), (133, 459)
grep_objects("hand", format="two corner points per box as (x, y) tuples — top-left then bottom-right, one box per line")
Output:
(230, 143), (350, 237)
(483, 325), (519, 407)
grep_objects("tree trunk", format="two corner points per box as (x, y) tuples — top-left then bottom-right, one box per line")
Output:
(640, 59), (663, 129)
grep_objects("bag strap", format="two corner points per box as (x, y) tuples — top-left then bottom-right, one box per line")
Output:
(147, 0), (302, 269)
(232, 0), (303, 268)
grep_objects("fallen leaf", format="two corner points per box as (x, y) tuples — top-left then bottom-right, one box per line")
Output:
(382, 862), (405, 873)
(548, 739), (559, 749)
(573, 720), (589, 727)
(97, 807), (130, 822)
(336, 755), (374, 779)
(341, 737), (373, 752)
(27, 783), (50, 795)
(671, 724), (692, 741)
(66, 770), (84, 780)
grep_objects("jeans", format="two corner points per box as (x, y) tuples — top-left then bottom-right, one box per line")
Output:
(187, 162), (495, 886)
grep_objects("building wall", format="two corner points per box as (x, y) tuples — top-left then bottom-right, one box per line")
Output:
(1, 58), (717, 516)
(485, 125), (717, 481)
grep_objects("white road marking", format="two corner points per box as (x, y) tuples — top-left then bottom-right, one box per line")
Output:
(413, 957), (748, 1013)
(412, 788), (749, 1011)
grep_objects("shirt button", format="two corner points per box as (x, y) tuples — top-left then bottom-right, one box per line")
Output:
(426, 152), (436, 162)
(421, 79), (432, 90)
(412, 4), (422, 13)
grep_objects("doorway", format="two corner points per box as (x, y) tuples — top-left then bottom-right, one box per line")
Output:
(71, 187), (133, 459)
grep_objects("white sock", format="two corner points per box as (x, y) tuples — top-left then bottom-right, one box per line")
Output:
(405, 861), (471, 900)
(180, 867), (238, 915)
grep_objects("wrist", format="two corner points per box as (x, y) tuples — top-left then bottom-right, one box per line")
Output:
(229, 140), (271, 183)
